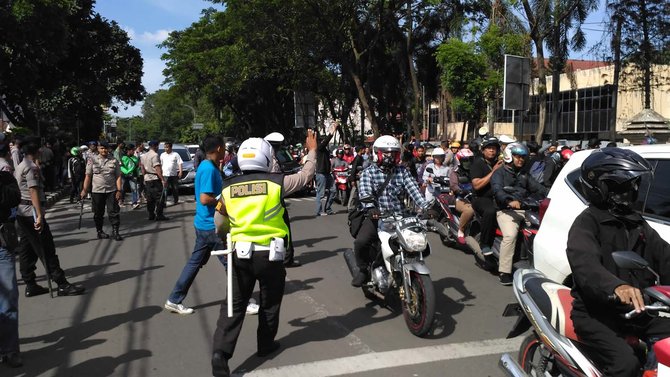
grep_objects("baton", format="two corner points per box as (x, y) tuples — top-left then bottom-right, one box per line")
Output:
(211, 233), (233, 317)
(77, 199), (84, 230)
(33, 208), (54, 298)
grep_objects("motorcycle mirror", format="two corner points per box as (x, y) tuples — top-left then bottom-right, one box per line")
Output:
(426, 167), (434, 174)
(611, 251), (649, 270)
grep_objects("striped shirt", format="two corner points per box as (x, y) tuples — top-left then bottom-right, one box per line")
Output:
(358, 164), (428, 214)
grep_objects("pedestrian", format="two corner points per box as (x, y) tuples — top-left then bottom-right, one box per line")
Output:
(135, 144), (146, 203)
(67, 146), (85, 204)
(80, 141), (123, 241)
(165, 135), (228, 314)
(83, 141), (98, 163)
(113, 142), (125, 163)
(211, 130), (317, 376)
(121, 144), (140, 209)
(315, 122), (339, 216)
(141, 140), (169, 221)
(0, 137), (22, 368)
(14, 137), (85, 297)
(160, 142), (183, 205)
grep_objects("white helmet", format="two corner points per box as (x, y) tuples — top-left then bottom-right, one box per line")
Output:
(237, 138), (273, 172)
(431, 147), (446, 157)
(372, 135), (401, 167)
(264, 132), (284, 144)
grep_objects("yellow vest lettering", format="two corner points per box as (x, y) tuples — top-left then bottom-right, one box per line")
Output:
(221, 174), (288, 245)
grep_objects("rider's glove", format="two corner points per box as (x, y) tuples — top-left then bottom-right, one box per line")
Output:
(367, 207), (381, 219)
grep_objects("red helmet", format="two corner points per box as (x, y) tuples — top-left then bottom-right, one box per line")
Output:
(560, 149), (574, 161)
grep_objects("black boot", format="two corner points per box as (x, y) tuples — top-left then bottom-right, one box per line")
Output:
(112, 226), (123, 241)
(211, 351), (230, 377)
(57, 281), (85, 296)
(351, 270), (368, 287)
(25, 282), (49, 297)
(97, 230), (109, 239)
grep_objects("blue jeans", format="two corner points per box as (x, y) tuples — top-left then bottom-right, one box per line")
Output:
(0, 246), (19, 355)
(168, 228), (226, 304)
(123, 176), (138, 204)
(315, 173), (336, 215)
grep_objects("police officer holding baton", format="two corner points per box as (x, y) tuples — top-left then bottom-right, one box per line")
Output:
(211, 129), (317, 376)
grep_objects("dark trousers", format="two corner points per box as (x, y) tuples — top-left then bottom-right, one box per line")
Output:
(145, 180), (165, 217)
(573, 309), (670, 376)
(472, 196), (497, 248)
(15, 215), (66, 285)
(353, 217), (378, 270)
(212, 251), (286, 359)
(166, 176), (179, 203)
(91, 192), (120, 231)
(70, 176), (83, 201)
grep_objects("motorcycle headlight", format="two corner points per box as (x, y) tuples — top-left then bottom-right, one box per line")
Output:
(400, 228), (427, 252)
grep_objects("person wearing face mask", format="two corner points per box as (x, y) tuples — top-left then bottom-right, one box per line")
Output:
(567, 148), (670, 376)
(490, 143), (547, 285)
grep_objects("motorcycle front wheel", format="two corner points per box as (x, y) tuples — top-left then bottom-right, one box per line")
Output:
(519, 333), (561, 376)
(401, 271), (436, 337)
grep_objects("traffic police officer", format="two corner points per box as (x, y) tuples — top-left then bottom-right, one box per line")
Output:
(14, 137), (85, 297)
(211, 130), (317, 377)
(81, 141), (123, 240)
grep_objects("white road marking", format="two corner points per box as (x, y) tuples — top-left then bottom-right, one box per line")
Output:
(235, 337), (523, 377)
(285, 197), (315, 202)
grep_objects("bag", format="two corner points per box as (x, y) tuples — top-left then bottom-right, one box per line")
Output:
(529, 160), (545, 183)
(0, 222), (19, 252)
(71, 158), (85, 178)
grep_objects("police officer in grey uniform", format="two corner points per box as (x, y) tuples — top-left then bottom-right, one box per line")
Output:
(141, 140), (169, 221)
(14, 137), (85, 297)
(81, 141), (123, 241)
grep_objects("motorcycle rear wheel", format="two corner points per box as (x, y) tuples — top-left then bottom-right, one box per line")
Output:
(519, 333), (561, 376)
(401, 272), (436, 337)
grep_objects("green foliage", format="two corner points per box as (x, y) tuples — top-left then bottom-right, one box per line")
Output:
(436, 39), (487, 120)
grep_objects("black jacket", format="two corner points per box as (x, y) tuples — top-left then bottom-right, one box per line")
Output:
(567, 206), (670, 319)
(316, 132), (335, 174)
(490, 165), (547, 209)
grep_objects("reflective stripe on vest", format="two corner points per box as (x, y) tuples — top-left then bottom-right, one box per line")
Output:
(221, 173), (288, 245)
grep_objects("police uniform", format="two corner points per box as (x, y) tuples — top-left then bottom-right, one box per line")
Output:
(14, 157), (75, 295)
(86, 153), (122, 238)
(212, 150), (316, 369)
(141, 148), (166, 220)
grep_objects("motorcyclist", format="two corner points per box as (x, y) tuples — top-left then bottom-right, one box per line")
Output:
(542, 147), (573, 188)
(491, 143), (547, 285)
(351, 135), (430, 287)
(331, 149), (348, 169)
(423, 148), (474, 245)
(567, 148), (670, 377)
(469, 137), (504, 257)
(342, 144), (355, 164)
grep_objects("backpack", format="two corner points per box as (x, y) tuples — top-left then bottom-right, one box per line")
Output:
(529, 160), (545, 183)
(71, 157), (85, 178)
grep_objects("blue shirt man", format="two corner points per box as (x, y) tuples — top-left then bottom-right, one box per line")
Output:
(165, 135), (226, 314)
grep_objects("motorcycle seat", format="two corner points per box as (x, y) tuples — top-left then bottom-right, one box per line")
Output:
(525, 276), (580, 342)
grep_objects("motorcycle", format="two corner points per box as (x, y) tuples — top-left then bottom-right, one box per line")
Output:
(499, 251), (670, 377)
(427, 174), (479, 249)
(344, 211), (436, 337)
(333, 165), (350, 206)
(474, 190), (541, 271)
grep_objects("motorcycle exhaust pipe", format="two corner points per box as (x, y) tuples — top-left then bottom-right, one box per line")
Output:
(343, 249), (360, 278)
(499, 353), (528, 377)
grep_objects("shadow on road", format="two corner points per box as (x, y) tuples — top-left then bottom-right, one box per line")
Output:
(83, 265), (164, 290)
(284, 277), (323, 295)
(233, 302), (397, 374)
(293, 236), (337, 249)
(293, 247), (344, 265)
(424, 276), (476, 340)
(12, 305), (162, 377)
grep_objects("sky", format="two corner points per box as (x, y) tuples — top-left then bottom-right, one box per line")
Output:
(94, 0), (610, 118)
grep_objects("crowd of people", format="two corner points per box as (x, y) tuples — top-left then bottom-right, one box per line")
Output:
(1, 126), (668, 376)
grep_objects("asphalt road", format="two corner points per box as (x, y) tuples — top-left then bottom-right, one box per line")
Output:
(11, 193), (521, 377)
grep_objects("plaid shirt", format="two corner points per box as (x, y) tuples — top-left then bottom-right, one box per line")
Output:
(359, 164), (428, 213)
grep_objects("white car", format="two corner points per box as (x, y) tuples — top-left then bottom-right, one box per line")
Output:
(533, 144), (670, 285)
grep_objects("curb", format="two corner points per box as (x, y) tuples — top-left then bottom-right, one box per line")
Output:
(44, 187), (68, 209)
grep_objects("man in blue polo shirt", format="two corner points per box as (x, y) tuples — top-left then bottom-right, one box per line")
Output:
(165, 135), (226, 314)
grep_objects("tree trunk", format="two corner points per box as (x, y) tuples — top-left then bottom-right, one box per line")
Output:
(534, 41), (548, 142)
(610, 12), (622, 141)
(550, 21), (563, 142)
(350, 70), (379, 137)
(406, 0), (422, 140)
(640, 0), (651, 109)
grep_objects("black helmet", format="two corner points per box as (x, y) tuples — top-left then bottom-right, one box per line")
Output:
(579, 148), (652, 211)
(481, 137), (500, 150)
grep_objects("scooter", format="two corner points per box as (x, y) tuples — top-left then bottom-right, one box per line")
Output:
(428, 175), (478, 246)
(333, 165), (350, 206)
(344, 211), (436, 337)
(500, 251), (670, 377)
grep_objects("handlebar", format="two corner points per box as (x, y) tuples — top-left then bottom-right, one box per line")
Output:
(625, 303), (670, 319)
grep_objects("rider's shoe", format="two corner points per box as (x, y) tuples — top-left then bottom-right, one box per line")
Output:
(499, 273), (513, 286)
(351, 271), (367, 287)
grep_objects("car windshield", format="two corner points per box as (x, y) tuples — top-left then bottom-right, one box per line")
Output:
(159, 148), (192, 161)
(187, 146), (198, 155)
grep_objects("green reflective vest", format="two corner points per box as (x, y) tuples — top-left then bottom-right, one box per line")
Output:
(221, 172), (288, 245)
